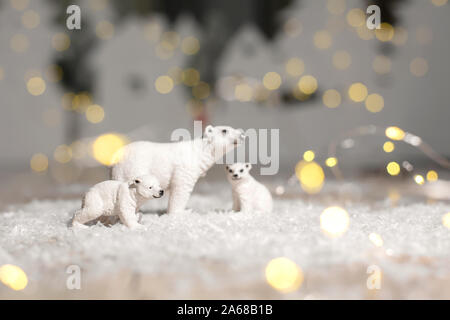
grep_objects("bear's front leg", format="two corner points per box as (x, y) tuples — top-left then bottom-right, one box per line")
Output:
(232, 192), (241, 212)
(119, 205), (143, 229)
(167, 170), (196, 214)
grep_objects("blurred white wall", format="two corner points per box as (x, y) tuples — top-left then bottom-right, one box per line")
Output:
(0, 0), (449, 175)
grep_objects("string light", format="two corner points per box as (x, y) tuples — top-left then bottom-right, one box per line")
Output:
(386, 162), (401, 176)
(96, 20), (114, 40)
(303, 150), (315, 162)
(52, 33), (70, 51)
(295, 160), (324, 194)
(86, 104), (105, 123)
(385, 126), (405, 141)
(365, 93), (384, 113)
(414, 175), (425, 185)
(54, 145), (72, 163)
(313, 30), (332, 49)
(383, 141), (395, 153)
(26, 77), (46, 96)
(346, 8), (365, 27)
(426, 170), (438, 182)
(443, 212), (450, 229)
(325, 157), (338, 167)
(181, 36), (200, 55)
(285, 58), (304, 77)
(322, 89), (341, 108)
(375, 23), (395, 42)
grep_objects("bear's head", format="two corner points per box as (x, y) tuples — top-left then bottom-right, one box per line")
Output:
(129, 174), (164, 199)
(203, 125), (245, 157)
(226, 163), (252, 181)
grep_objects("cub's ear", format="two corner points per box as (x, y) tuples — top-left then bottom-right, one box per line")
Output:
(245, 163), (252, 171)
(128, 179), (140, 188)
(203, 125), (215, 140)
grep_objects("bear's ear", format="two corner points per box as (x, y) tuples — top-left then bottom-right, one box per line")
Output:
(203, 125), (215, 141)
(128, 179), (140, 188)
(245, 163), (252, 171)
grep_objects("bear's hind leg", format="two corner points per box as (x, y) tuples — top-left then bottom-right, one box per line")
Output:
(72, 207), (103, 227)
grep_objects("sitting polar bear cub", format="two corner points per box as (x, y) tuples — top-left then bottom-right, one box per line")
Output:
(226, 163), (273, 214)
(112, 125), (244, 214)
(72, 175), (164, 229)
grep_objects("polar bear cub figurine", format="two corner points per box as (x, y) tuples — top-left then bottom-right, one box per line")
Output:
(226, 163), (273, 214)
(72, 174), (164, 229)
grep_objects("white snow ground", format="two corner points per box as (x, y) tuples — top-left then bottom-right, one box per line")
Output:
(0, 181), (449, 299)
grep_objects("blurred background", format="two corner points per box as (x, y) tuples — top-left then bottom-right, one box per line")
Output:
(0, 0), (449, 204)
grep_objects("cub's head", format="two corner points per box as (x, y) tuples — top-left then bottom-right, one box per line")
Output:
(203, 125), (245, 154)
(129, 175), (164, 199)
(225, 163), (252, 181)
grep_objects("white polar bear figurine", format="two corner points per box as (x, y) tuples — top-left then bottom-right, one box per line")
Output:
(72, 174), (164, 229)
(111, 125), (245, 214)
(226, 163), (273, 214)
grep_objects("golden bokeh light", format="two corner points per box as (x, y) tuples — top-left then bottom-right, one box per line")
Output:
(298, 75), (318, 95)
(386, 161), (401, 176)
(332, 50), (351, 70)
(10, 0), (29, 11)
(443, 212), (450, 229)
(383, 141), (395, 153)
(89, 0), (108, 11)
(414, 174), (425, 185)
(0, 264), (28, 291)
(86, 104), (105, 123)
(372, 55), (392, 74)
(26, 77), (46, 96)
(431, 0), (448, 7)
(253, 85), (270, 102)
(10, 33), (29, 53)
(234, 83), (253, 102)
(265, 257), (303, 293)
(325, 157), (338, 167)
(192, 81), (210, 100)
(327, 0), (346, 15)
(263, 72), (282, 90)
(96, 20), (114, 40)
(348, 82), (367, 102)
(285, 58), (304, 77)
(295, 160), (325, 194)
(303, 150), (315, 162)
(54, 145), (72, 164)
(375, 23), (395, 42)
(365, 93), (384, 113)
(70, 140), (87, 159)
(22, 10), (40, 29)
(155, 75), (174, 94)
(369, 233), (384, 247)
(426, 170), (438, 182)
(52, 33), (70, 51)
(322, 89), (341, 108)
(182, 68), (200, 87)
(385, 126), (405, 141)
(410, 57), (428, 77)
(313, 30), (332, 49)
(92, 133), (128, 166)
(30, 153), (48, 172)
(346, 8), (365, 27)
(181, 36), (200, 55)
(320, 206), (350, 238)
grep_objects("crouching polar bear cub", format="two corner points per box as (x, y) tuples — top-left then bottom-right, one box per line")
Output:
(72, 175), (164, 229)
(112, 125), (245, 213)
(226, 163), (273, 214)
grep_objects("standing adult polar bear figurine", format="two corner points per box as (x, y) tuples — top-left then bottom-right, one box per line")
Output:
(111, 125), (245, 213)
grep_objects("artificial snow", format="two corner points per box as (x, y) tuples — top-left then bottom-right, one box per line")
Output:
(0, 182), (449, 299)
